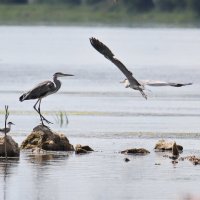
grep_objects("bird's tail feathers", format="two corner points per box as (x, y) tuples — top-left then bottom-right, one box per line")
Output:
(19, 94), (26, 102)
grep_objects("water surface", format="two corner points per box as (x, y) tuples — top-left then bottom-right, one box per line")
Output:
(0, 27), (200, 200)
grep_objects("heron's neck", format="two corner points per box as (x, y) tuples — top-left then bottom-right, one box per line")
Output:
(53, 76), (61, 92)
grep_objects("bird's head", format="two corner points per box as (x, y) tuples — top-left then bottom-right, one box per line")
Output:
(8, 122), (15, 126)
(120, 79), (130, 88)
(53, 72), (74, 78)
(120, 79), (127, 84)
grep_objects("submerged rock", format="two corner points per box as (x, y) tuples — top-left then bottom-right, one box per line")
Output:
(31, 147), (46, 154)
(75, 144), (94, 154)
(121, 148), (150, 155)
(21, 125), (74, 151)
(0, 135), (20, 157)
(185, 156), (200, 165)
(172, 160), (178, 164)
(154, 140), (183, 152)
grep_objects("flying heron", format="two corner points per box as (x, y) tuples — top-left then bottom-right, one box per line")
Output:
(0, 122), (15, 134)
(89, 37), (192, 99)
(19, 72), (74, 125)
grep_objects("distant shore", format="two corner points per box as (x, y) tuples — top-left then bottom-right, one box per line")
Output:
(0, 4), (200, 27)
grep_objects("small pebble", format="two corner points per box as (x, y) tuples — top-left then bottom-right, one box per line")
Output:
(124, 158), (130, 162)
(155, 163), (161, 165)
(172, 160), (178, 164)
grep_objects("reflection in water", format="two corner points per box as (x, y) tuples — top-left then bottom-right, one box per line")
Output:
(27, 152), (69, 164)
(0, 159), (19, 200)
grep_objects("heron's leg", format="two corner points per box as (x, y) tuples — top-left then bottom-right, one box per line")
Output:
(139, 90), (147, 100)
(33, 99), (44, 125)
(38, 99), (53, 124)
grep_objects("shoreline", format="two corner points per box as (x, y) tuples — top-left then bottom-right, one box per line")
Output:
(0, 5), (199, 27)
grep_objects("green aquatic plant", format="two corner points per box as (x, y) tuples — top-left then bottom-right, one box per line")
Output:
(54, 111), (69, 127)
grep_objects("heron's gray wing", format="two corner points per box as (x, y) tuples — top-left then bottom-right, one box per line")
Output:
(20, 81), (55, 101)
(90, 37), (141, 87)
(142, 80), (193, 87)
(0, 128), (9, 133)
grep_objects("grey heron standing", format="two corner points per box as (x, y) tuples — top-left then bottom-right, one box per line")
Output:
(0, 122), (15, 134)
(90, 37), (192, 99)
(19, 72), (74, 125)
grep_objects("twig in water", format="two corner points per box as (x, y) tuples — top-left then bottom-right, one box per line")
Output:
(4, 105), (9, 160)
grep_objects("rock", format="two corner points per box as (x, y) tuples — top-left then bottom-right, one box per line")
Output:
(124, 157), (130, 162)
(178, 157), (185, 161)
(121, 148), (150, 155)
(185, 156), (200, 165)
(172, 142), (179, 157)
(154, 140), (183, 151)
(21, 125), (74, 151)
(168, 142), (180, 160)
(75, 144), (94, 154)
(172, 160), (178, 164)
(0, 135), (20, 157)
(155, 163), (161, 165)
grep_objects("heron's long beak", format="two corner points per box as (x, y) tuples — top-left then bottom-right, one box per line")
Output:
(60, 73), (74, 77)
(63, 73), (74, 76)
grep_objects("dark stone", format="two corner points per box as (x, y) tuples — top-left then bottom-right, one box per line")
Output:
(124, 157), (130, 162)
(75, 144), (94, 154)
(172, 142), (179, 157)
(172, 160), (178, 164)
(121, 148), (150, 155)
(155, 163), (161, 165)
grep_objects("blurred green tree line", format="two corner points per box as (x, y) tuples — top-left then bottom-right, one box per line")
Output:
(0, 0), (200, 14)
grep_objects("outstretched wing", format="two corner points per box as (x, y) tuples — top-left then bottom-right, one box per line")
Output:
(89, 37), (141, 87)
(142, 80), (193, 87)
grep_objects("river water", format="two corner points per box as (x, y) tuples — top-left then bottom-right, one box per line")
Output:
(0, 26), (200, 200)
